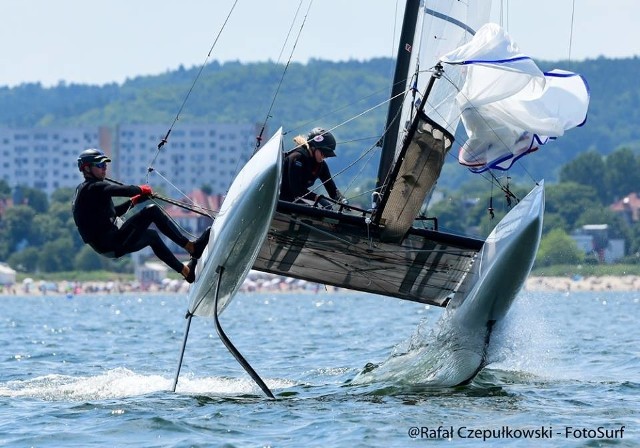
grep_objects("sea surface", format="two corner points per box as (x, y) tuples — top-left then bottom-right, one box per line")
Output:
(1, 289), (638, 447)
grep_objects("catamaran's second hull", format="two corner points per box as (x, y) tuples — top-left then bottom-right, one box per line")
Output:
(352, 182), (544, 387)
(447, 181), (544, 326)
(435, 181), (545, 385)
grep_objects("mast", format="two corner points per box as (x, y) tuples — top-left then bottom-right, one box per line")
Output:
(375, 0), (421, 192)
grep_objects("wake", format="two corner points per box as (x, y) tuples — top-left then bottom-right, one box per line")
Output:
(0, 367), (294, 401)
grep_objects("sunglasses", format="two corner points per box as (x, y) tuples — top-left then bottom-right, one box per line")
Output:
(92, 162), (107, 169)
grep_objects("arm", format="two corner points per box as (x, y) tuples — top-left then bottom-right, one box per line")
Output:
(318, 163), (339, 200)
(101, 182), (145, 198)
(99, 182), (148, 216)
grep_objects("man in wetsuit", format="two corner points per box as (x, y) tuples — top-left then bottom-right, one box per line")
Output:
(280, 127), (344, 208)
(72, 148), (210, 283)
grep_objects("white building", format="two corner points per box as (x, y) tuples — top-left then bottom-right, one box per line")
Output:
(0, 263), (16, 285)
(0, 122), (261, 198)
(135, 261), (168, 284)
(0, 126), (104, 197)
(114, 123), (260, 195)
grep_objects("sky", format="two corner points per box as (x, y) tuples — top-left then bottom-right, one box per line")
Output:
(2, 0), (638, 88)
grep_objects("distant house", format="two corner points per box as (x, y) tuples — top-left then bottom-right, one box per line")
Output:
(571, 224), (625, 264)
(0, 263), (16, 285)
(163, 190), (221, 238)
(610, 192), (640, 224)
(135, 261), (168, 284)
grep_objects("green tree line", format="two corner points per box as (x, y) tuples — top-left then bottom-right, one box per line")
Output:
(2, 57), (640, 189)
(430, 147), (640, 267)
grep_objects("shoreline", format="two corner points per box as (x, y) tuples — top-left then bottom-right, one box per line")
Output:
(525, 275), (640, 292)
(2, 274), (640, 296)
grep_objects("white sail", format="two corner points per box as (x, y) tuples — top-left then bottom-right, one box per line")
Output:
(397, 0), (493, 149)
(440, 23), (590, 172)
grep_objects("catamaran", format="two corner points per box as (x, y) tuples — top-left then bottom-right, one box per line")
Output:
(169, 0), (589, 397)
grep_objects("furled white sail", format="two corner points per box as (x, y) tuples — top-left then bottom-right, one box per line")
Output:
(440, 23), (590, 172)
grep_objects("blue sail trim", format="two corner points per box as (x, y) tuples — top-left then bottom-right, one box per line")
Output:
(459, 56), (533, 65)
(467, 134), (549, 173)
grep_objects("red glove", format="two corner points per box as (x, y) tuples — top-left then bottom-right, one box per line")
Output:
(139, 184), (153, 196)
(131, 194), (146, 205)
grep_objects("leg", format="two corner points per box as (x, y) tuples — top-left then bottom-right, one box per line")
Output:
(119, 228), (185, 274)
(124, 204), (190, 248)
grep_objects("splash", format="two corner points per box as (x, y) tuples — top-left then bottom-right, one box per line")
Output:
(352, 309), (489, 387)
(352, 291), (563, 388)
(487, 291), (562, 378)
(0, 367), (295, 401)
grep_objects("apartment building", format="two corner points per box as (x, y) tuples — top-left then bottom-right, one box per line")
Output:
(0, 126), (104, 197)
(114, 123), (259, 195)
(0, 122), (261, 198)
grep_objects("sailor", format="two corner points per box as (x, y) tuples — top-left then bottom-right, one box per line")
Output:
(72, 148), (210, 283)
(280, 127), (345, 208)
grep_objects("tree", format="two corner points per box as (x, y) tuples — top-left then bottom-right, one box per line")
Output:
(604, 147), (640, 201)
(14, 186), (49, 213)
(546, 182), (601, 229)
(7, 247), (40, 272)
(542, 212), (568, 235)
(1, 205), (36, 251)
(50, 187), (75, 204)
(427, 196), (470, 235)
(30, 214), (66, 246)
(535, 228), (585, 267)
(74, 246), (109, 271)
(0, 179), (11, 200)
(38, 238), (75, 272)
(559, 151), (608, 202)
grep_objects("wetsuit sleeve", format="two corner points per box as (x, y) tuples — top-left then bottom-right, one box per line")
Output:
(318, 163), (339, 200)
(101, 183), (143, 216)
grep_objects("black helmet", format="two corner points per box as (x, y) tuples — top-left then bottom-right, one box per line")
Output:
(77, 148), (111, 170)
(308, 127), (336, 157)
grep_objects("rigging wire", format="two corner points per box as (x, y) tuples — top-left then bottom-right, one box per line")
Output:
(150, 169), (218, 218)
(302, 88), (410, 199)
(568, 0), (576, 60)
(254, 0), (313, 153)
(145, 0), (240, 183)
(285, 80), (405, 138)
(105, 177), (214, 239)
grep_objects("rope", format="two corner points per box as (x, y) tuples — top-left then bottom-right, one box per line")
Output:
(145, 0), (240, 179)
(105, 177), (215, 219)
(254, 0), (311, 152)
(299, 88), (408, 200)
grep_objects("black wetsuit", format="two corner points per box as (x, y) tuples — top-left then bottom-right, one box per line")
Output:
(280, 148), (338, 202)
(72, 178), (188, 273)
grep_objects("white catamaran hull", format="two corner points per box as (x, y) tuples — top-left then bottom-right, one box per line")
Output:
(447, 181), (544, 326)
(187, 128), (283, 318)
(353, 182), (544, 387)
(425, 182), (544, 385)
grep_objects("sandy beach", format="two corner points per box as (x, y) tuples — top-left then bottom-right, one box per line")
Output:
(2, 274), (640, 296)
(525, 275), (640, 292)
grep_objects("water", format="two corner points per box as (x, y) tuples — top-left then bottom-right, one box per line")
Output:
(1, 290), (638, 447)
